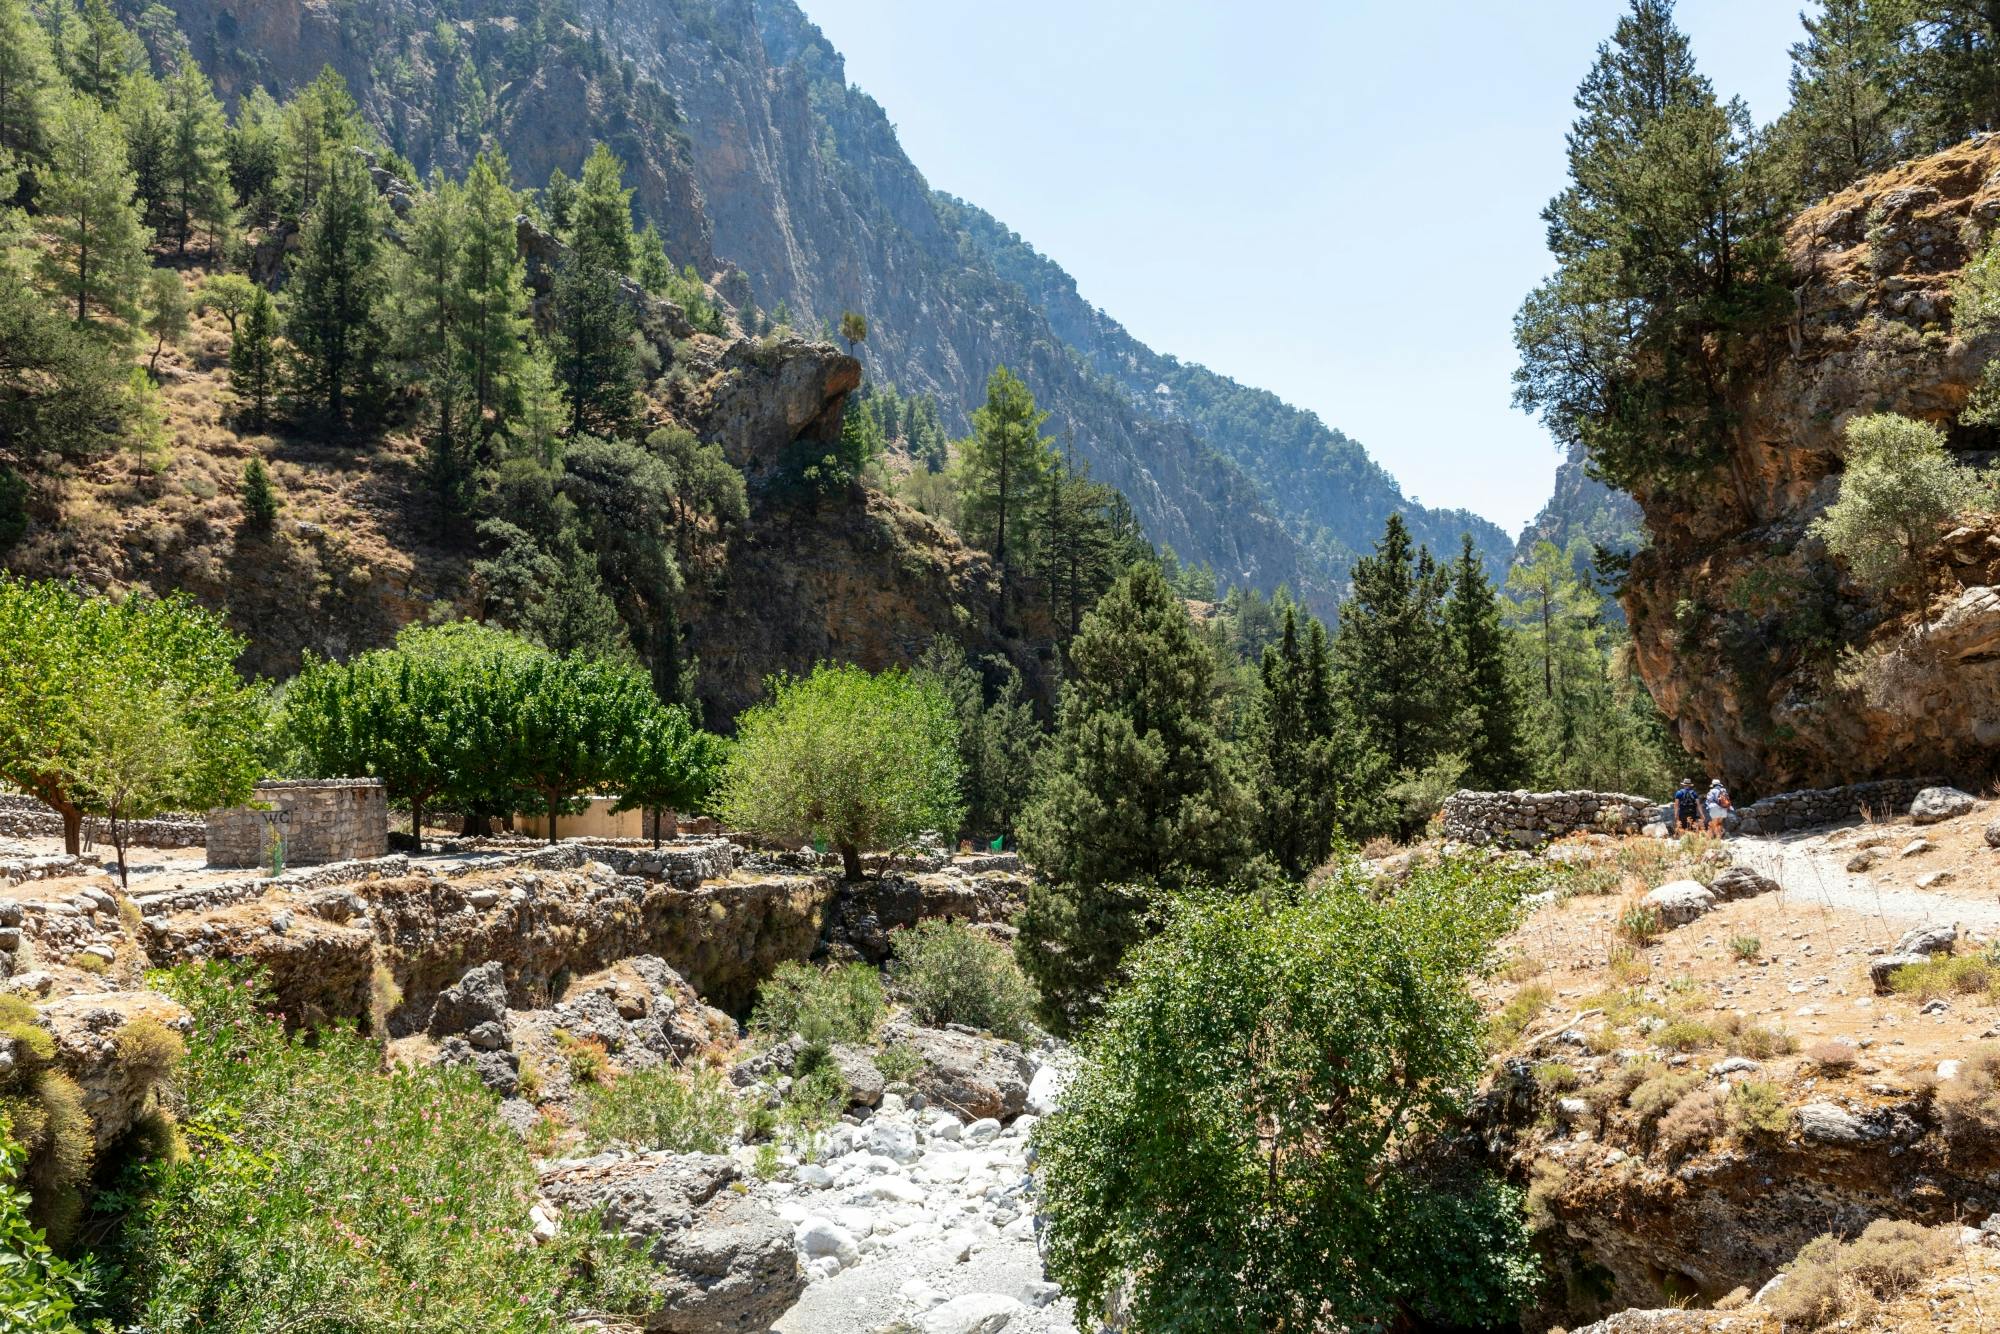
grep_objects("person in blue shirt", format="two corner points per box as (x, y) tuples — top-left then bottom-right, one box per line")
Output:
(1673, 778), (1701, 833)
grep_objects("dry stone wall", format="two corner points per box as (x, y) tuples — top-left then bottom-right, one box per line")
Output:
(206, 780), (388, 868)
(1441, 790), (1666, 847)
(0, 794), (205, 848)
(1731, 778), (1945, 834)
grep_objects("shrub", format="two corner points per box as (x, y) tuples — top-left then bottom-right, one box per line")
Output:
(1806, 1039), (1858, 1071)
(1935, 1043), (2000, 1142)
(114, 1018), (185, 1085)
(1628, 1069), (1701, 1128)
(1034, 859), (1538, 1330)
(1655, 1018), (1717, 1053)
(875, 1042), (923, 1086)
(1730, 935), (1760, 961)
(1655, 1087), (1723, 1158)
(1766, 1219), (1953, 1330)
(1524, 1158), (1568, 1232)
(554, 1031), (610, 1086)
(1487, 984), (1553, 1051)
(1722, 1018), (1796, 1060)
(1890, 952), (1998, 1001)
(580, 1064), (735, 1153)
(0, 1112), (97, 1334)
(889, 921), (1038, 1042)
(1725, 1079), (1790, 1140)
(119, 963), (654, 1329)
(750, 961), (884, 1047)
(1616, 901), (1663, 946)
(1532, 1061), (1580, 1094)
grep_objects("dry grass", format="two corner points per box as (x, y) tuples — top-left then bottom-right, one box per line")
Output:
(1936, 1043), (2000, 1143)
(1767, 1220), (1953, 1330)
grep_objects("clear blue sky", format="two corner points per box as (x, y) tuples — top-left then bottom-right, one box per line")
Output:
(795, 1), (1806, 536)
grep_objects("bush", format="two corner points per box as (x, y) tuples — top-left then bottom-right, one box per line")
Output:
(1655, 1017), (1717, 1053)
(1730, 934), (1760, 961)
(1654, 1087), (1723, 1158)
(750, 961), (884, 1047)
(1766, 1219), (1952, 1330)
(1617, 901), (1664, 946)
(1725, 1079), (1790, 1140)
(1936, 1043), (2000, 1142)
(0, 999), (93, 1245)
(1034, 857), (1538, 1330)
(875, 1043), (923, 1085)
(1628, 1069), (1701, 1128)
(118, 964), (654, 1330)
(0, 1112), (97, 1334)
(554, 1031), (610, 1086)
(580, 1064), (735, 1153)
(1486, 984), (1553, 1051)
(1532, 1061), (1580, 1094)
(1806, 1039), (1858, 1070)
(1723, 1020), (1796, 1060)
(1890, 951), (1998, 1001)
(890, 921), (1037, 1042)
(114, 1018), (185, 1084)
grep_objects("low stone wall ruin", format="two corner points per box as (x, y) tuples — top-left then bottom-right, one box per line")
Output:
(206, 779), (389, 869)
(1440, 789), (1665, 847)
(1731, 777), (1946, 834)
(0, 794), (206, 848)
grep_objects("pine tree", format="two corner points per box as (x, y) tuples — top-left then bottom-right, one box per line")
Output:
(225, 85), (283, 223)
(459, 151), (530, 436)
(1774, 0), (1901, 196)
(1334, 514), (1453, 775)
(1016, 562), (1253, 1034)
(34, 92), (147, 331)
(161, 59), (230, 255)
(1038, 441), (1134, 642)
(633, 221), (672, 293)
(60, 0), (142, 108)
(285, 148), (386, 425)
(960, 366), (1054, 604)
(279, 66), (362, 221)
(542, 164), (576, 234)
(1902, 4), (2000, 146)
(571, 143), (633, 273)
(117, 68), (171, 237)
(1444, 533), (1525, 789)
(389, 173), (471, 500)
(0, 0), (57, 164)
(240, 456), (279, 532)
(229, 286), (276, 426)
(553, 249), (636, 436)
(1254, 607), (1386, 876)
(1507, 539), (1606, 781)
(839, 309), (868, 355)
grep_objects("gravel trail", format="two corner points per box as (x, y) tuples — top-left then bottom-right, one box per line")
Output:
(1733, 830), (2000, 933)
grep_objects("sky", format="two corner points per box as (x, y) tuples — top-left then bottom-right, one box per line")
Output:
(794, 1), (1807, 536)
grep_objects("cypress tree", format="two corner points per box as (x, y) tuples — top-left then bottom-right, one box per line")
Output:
(1444, 533), (1526, 789)
(1016, 562), (1252, 1034)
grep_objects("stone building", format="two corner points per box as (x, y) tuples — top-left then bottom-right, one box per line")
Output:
(207, 779), (388, 869)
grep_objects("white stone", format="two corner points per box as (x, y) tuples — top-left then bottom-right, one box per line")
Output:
(867, 1120), (922, 1164)
(916, 1293), (1027, 1334)
(1940, 1059), (1964, 1081)
(899, 1278), (948, 1312)
(924, 1110), (964, 1141)
(1027, 1062), (1071, 1116)
(858, 1175), (930, 1206)
(796, 1217), (860, 1265)
(794, 1162), (833, 1188)
(963, 1117), (1003, 1143)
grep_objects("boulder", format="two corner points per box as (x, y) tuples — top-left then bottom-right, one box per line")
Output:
(541, 1152), (803, 1333)
(1895, 923), (1958, 957)
(1708, 866), (1778, 900)
(1642, 880), (1716, 926)
(1026, 1061), (1071, 1116)
(1795, 1101), (1873, 1146)
(428, 961), (510, 1041)
(435, 1037), (520, 1097)
(1847, 848), (1883, 873)
(1870, 953), (1931, 994)
(915, 1293), (1028, 1334)
(882, 1023), (1036, 1121)
(827, 1043), (884, 1108)
(1986, 817), (2000, 848)
(1911, 786), (1977, 824)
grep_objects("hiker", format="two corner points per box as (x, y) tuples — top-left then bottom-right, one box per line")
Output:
(1705, 777), (1733, 837)
(1673, 777), (1702, 833)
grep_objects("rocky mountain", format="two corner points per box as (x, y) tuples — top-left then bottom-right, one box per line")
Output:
(1623, 137), (2000, 794)
(151, 0), (1512, 611)
(1513, 442), (1643, 563)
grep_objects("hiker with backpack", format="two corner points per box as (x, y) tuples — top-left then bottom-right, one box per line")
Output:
(1673, 777), (1702, 833)
(1705, 778), (1733, 837)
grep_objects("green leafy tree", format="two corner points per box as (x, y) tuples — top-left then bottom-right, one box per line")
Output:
(1810, 412), (1989, 633)
(195, 272), (258, 336)
(1034, 858), (1539, 1330)
(1016, 562), (1252, 1033)
(142, 265), (186, 374)
(1445, 532), (1527, 788)
(285, 148), (387, 425)
(505, 652), (658, 844)
(34, 91), (147, 330)
(718, 663), (964, 880)
(959, 366), (1055, 601)
(1254, 608), (1386, 875)
(612, 705), (729, 847)
(229, 286), (277, 427)
(0, 576), (266, 856)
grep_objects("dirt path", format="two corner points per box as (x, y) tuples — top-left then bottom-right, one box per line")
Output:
(1733, 829), (2000, 935)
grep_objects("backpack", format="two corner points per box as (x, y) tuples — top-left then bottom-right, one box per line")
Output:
(1675, 788), (1699, 818)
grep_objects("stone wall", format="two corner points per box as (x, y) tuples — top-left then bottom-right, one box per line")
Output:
(206, 780), (389, 868)
(0, 794), (206, 848)
(1440, 789), (1666, 848)
(1731, 778), (1946, 835)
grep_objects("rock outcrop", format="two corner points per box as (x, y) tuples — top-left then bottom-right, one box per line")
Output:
(1623, 136), (2000, 792)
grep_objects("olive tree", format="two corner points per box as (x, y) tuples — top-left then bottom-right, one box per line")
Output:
(1811, 413), (1991, 633)
(1034, 856), (1540, 1331)
(0, 576), (266, 867)
(717, 663), (962, 880)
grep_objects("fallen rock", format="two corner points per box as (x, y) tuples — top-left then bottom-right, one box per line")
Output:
(827, 1043), (884, 1108)
(1847, 848), (1883, 873)
(1709, 866), (1778, 900)
(1896, 923), (1957, 957)
(542, 1153), (803, 1333)
(1642, 880), (1716, 926)
(1795, 1101), (1870, 1145)
(1911, 786), (1977, 824)
(429, 960), (510, 1041)
(1870, 953), (1930, 994)
(1026, 1061), (1070, 1116)
(882, 1023), (1035, 1121)
(1986, 817), (2000, 848)
(915, 1293), (1028, 1334)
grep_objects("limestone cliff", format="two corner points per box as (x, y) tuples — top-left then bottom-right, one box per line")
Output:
(1625, 137), (2000, 793)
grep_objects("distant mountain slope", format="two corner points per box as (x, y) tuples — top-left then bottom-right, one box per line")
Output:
(157, 0), (1511, 607)
(1514, 443), (1644, 561)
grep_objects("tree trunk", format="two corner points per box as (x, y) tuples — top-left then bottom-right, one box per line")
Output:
(411, 796), (425, 852)
(55, 798), (82, 856)
(840, 842), (864, 881)
(650, 806), (662, 849)
(547, 793), (560, 845)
